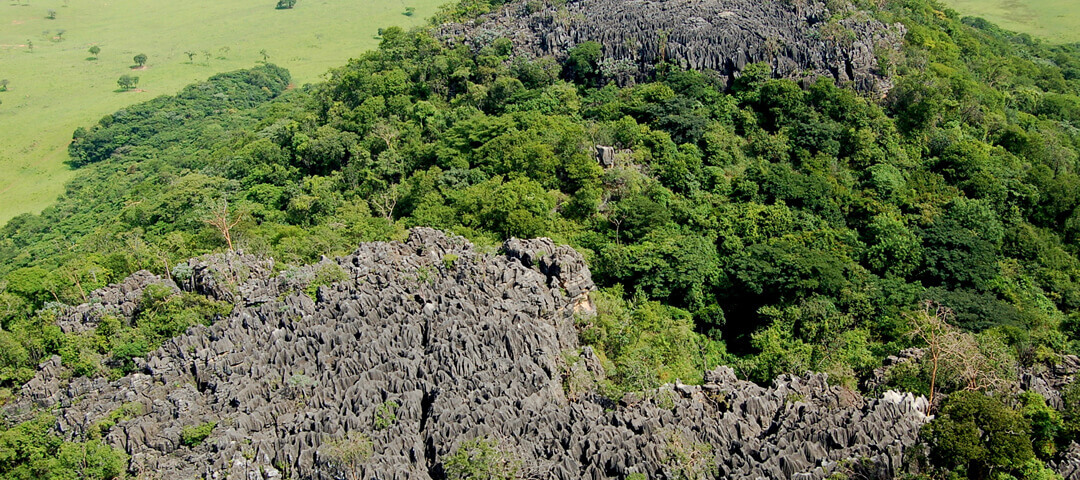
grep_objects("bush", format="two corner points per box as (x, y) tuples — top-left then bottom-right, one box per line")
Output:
(373, 400), (399, 430)
(91, 402), (145, 440)
(922, 391), (1035, 479)
(303, 263), (348, 300)
(180, 421), (216, 447)
(322, 432), (373, 473)
(443, 437), (518, 480)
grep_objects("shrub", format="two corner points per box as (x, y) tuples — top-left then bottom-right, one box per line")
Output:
(441, 254), (460, 270)
(373, 400), (399, 431)
(443, 437), (518, 480)
(303, 263), (348, 300)
(180, 421), (216, 447)
(323, 432), (373, 474)
(91, 402), (145, 440)
(922, 391), (1034, 479)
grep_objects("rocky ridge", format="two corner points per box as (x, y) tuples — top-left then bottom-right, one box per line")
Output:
(439, 0), (906, 93)
(14, 229), (930, 479)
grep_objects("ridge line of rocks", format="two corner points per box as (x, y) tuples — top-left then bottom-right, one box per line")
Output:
(438, 0), (905, 94)
(17, 229), (930, 479)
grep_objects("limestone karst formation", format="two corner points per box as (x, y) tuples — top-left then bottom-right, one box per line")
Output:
(439, 0), (906, 94)
(12, 229), (932, 479)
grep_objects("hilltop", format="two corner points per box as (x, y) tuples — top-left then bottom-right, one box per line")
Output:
(441, 0), (905, 93)
(0, 0), (1079, 478)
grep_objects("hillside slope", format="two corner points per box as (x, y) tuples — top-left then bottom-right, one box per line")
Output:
(14, 229), (930, 479)
(0, 0), (1080, 477)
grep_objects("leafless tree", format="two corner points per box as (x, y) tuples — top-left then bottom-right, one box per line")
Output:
(204, 199), (244, 251)
(372, 185), (401, 221)
(908, 302), (956, 413)
(907, 301), (1015, 414)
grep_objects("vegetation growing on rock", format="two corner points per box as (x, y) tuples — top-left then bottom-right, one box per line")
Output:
(0, 0), (1077, 477)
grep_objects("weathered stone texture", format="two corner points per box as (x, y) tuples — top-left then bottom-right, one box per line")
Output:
(16, 229), (931, 479)
(439, 0), (905, 93)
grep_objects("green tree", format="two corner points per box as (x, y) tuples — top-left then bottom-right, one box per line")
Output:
(921, 198), (1004, 291)
(0, 79), (8, 91)
(922, 391), (1035, 480)
(132, 53), (147, 67)
(565, 41), (602, 86)
(275, 0), (296, 9)
(116, 74), (139, 90)
(87, 45), (100, 59)
(1019, 391), (1063, 460)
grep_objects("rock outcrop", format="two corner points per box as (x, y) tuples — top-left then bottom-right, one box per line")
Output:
(15, 229), (930, 479)
(439, 0), (905, 94)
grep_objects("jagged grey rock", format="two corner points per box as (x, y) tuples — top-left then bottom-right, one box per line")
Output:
(438, 0), (905, 94)
(58, 270), (178, 335)
(595, 145), (616, 168)
(15, 229), (931, 479)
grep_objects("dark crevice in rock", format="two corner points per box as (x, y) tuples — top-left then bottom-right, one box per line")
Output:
(14, 229), (938, 479)
(439, 0), (906, 95)
(420, 388), (439, 477)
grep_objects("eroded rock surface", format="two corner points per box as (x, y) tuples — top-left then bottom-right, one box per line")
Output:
(15, 229), (930, 479)
(439, 0), (905, 93)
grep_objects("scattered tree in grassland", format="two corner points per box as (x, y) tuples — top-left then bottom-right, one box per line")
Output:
(88, 45), (100, 59)
(276, 0), (297, 9)
(133, 53), (147, 67)
(116, 74), (139, 90)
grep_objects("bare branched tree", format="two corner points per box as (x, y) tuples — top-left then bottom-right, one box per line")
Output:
(371, 120), (399, 151)
(372, 185), (401, 222)
(204, 199), (244, 251)
(907, 301), (1015, 414)
(908, 302), (957, 413)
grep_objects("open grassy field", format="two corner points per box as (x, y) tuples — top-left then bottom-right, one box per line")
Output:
(937, 0), (1080, 44)
(0, 0), (443, 224)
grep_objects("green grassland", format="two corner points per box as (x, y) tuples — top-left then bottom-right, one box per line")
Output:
(937, 0), (1080, 44)
(0, 0), (441, 224)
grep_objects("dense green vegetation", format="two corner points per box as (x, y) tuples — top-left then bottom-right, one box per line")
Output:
(0, 0), (442, 224)
(1, 0), (1080, 477)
